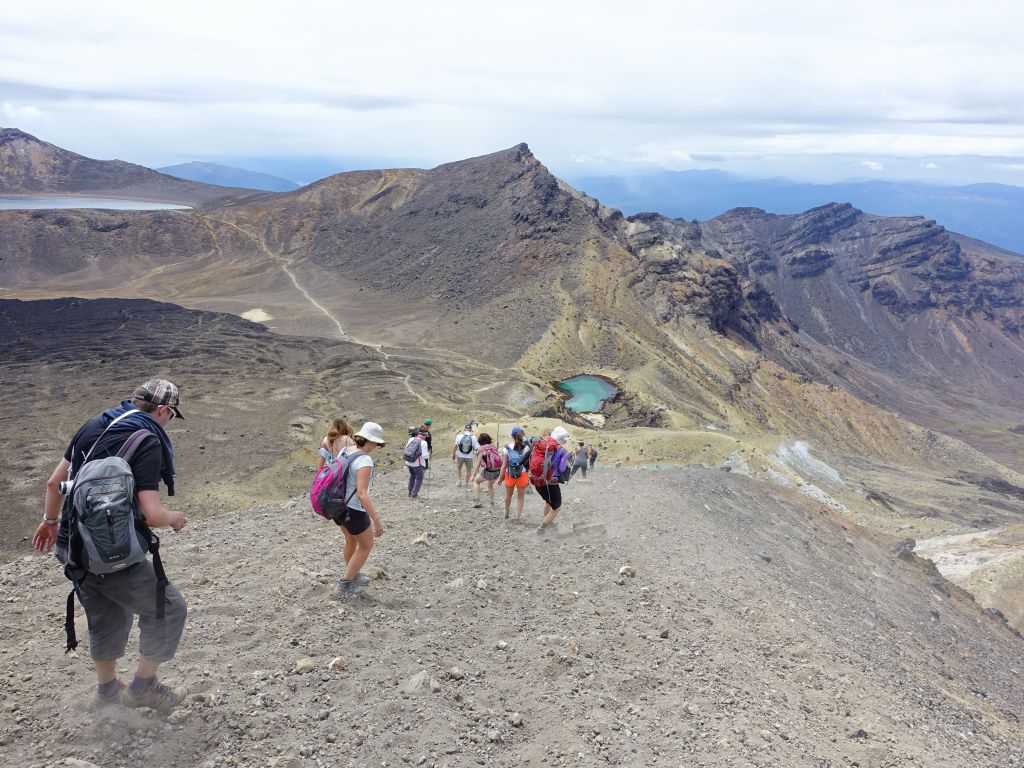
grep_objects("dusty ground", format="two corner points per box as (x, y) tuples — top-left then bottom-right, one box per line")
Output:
(2, 467), (1022, 768)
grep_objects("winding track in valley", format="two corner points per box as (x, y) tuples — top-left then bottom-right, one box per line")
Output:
(202, 216), (512, 408)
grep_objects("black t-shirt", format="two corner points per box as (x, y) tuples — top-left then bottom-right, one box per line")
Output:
(57, 416), (163, 555)
(63, 416), (163, 492)
(417, 428), (433, 451)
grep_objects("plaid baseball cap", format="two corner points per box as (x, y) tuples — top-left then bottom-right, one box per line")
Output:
(133, 378), (184, 420)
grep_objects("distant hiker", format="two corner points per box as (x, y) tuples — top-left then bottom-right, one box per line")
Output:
(452, 423), (479, 488)
(403, 426), (430, 498)
(417, 418), (433, 455)
(501, 426), (532, 522)
(472, 433), (502, 510)
(529, 425), (572, 530)
(332, 422), (387, 598)
(569, 440), (590, 480)
(32, 379), (189, 712)
(318, 417), (356, 469)
(589, 447), (598, 470)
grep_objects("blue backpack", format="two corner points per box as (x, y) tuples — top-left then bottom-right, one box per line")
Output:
(506, 444), (527, 478)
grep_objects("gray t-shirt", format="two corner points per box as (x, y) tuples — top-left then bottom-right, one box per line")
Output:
(340, 449), (374, 511)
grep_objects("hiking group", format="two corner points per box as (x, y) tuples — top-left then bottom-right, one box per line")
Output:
(31, 379), (597, 714)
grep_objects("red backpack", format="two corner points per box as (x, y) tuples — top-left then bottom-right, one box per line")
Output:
(528, 436), (560, 486)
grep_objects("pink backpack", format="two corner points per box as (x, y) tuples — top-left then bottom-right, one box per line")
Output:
(310, 450), (365, 518)
(481, 444), (502, 471)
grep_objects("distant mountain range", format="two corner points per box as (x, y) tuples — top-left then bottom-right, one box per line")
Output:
(157, 161), (301, 192)
(566, 170), (1024, 254)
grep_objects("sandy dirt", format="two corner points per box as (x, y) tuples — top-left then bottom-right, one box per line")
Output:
(2, 467), (1022, 768)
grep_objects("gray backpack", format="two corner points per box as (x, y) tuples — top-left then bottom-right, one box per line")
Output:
(61, 414), (168, 653)
(68, 428), (153, 574)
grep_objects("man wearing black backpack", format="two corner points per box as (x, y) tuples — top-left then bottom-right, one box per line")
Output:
(32, 379), (189, 712)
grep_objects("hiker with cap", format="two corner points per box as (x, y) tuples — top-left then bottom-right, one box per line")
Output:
(403, 426), (430, 498)
(416, 418), (433, 458)
(32, 378), (189, 712)
(451, 423), (480, 489)
(332, 422), (387, 597)
(528, 425), (572, 530)
(500, 426), (532, 522)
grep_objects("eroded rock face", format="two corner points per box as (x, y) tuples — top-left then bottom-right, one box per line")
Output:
(622, 213), (748, 335)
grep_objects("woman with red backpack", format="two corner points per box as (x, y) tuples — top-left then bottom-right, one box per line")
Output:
(529, 425), (572, 530)
(471, 433), (502, 510)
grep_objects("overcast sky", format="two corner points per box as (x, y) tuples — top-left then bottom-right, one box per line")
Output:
(3, 0), (1024, 184)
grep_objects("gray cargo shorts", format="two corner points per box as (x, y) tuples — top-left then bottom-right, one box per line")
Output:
(456, 456), (474, 472)
(76, 560), (187, 662)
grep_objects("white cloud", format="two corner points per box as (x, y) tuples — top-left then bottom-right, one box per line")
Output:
(861, 160), (886, 171)
(2, 0), (1024, 183)
(923, 161), (940, 169)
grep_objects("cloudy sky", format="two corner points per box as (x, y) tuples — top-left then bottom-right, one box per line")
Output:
(3, 0), (1023, 184)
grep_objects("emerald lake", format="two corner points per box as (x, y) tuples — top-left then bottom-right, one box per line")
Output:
(557, 375), (618, 412)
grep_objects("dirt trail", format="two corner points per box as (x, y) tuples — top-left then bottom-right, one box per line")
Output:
(2, 467), (1022, 767)
(205, 216), (433, 406)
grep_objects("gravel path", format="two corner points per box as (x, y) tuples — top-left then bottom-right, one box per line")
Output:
(2, 467), (1022, 767)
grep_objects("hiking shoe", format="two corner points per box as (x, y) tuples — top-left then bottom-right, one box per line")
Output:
(332, 579), (364, 598)
(89, 679), (124, 711)
(123, 679), (187, 713)
(472, 501), (483, 508)
(352, 574), (371, 587)
(504, 509), (510, 519)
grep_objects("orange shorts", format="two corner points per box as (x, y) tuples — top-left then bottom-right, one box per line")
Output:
(504, 472), (529, 488)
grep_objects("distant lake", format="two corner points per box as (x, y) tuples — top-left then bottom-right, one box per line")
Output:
(0, 196), (190, 211)
(557, 375), (618, 412)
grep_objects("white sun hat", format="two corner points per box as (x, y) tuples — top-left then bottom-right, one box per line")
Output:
(355, 421), (386, 446)
(551, 426), (571, 445)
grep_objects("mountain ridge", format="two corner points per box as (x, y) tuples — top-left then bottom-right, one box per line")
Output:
(0, 127), (265, 206)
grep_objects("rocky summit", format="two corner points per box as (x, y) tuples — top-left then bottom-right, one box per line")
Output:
(2, 133), (1024, 766)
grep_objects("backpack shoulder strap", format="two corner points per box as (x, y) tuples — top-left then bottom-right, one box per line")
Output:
(116, 429), (155, 462)
(79, 409), (140, 466)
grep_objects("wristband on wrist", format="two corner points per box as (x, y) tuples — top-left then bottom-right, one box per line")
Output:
(41, 516), (58, 526)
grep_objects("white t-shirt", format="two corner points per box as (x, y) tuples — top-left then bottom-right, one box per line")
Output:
(404, 437), (430, 468)
(454, 432), (480, 459)
(340, 448), (374, 511)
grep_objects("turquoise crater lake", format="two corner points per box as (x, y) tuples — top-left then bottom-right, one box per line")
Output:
(557, 375), (618, 412)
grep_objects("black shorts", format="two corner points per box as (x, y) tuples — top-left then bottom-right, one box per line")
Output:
(536, 483), (562, 510)
(333, 506), (371, 535)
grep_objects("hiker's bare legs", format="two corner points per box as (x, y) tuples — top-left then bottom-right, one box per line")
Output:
(515, 486), (526, 520)
(342, 529), (356, 565)
(343, 528), (375, 581)
(473, 475), (483, 502)
(95, 659), (117, 685)
(542, 505), (561, 526)
(136, 656), (160, 679)
(504, 485), (514, 516)
(487, 480), (496, 506)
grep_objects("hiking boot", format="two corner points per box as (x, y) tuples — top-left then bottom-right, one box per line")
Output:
(352, 574), (371, 587)
(89, 679), (124, 711)
(123, 679), (187, 713)
(472, 501), (483, 508)
(504, 509), (510, 519)
(332, 579), (364, 598)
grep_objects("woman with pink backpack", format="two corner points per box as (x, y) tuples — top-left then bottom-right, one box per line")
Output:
(471, 433), (503, 510)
